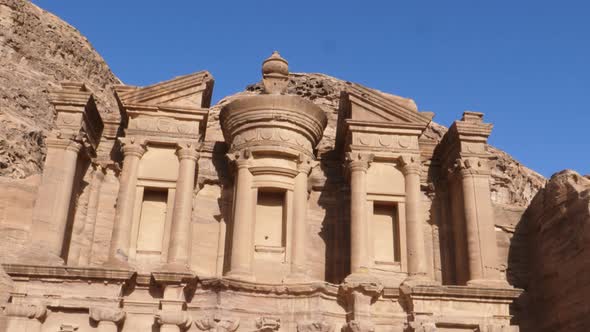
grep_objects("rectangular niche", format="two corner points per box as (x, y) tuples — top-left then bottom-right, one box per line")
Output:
(136, 188), (168, 256)
(373, 202), (401, 265)
(254, 190), (286, 254)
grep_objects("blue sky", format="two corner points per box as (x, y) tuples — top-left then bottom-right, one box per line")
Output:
(32, 1), (589, 177)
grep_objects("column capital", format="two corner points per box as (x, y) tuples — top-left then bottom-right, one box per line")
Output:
(119, 138), (146, 158)
(89, 306), (126, 324)
(155, 310), (192, 329)
(176, 142), (200, 161)
(452, 157), (491, 178)
(45, 135), (83, 153)
(398, 154), (422, 176)
(296, 154), (317, 174)
(4, 303), (47, 320)
(343, 320), (375, 332)
(346, 152), (374, 173)
(228, 148), (252, 169)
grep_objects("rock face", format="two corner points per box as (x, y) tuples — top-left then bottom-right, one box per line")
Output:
(0, 0), (119, 179)
(523, 170), (590, 332)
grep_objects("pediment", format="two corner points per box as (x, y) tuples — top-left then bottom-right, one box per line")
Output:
(340, 83), (433, 127)
(115, 71), (214, 109)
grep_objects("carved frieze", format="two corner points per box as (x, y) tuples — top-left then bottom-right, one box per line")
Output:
(195, 315), (240, 332)
(297, 321), (333, 332)
(352, 132), (418, 151)
(127, 115), (200, 139)
(231, 127), (313, 153)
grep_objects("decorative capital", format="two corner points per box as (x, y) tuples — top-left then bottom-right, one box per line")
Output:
(89, 307), (125, 324)
(176, 142), (200, 161)
(343, 320), (375, 332)
(227, 149), (252, 168)
(255, 317), (281, 332)
(195, 315), (240, 332)
(155, 310), (192, 329)
(297, 320), (333, 332)
(45, 132), (83, 153)
(398, 154), (421, 176)
(262, 51), (289, 94)
(297, 154), (317, 174)
(452, 157), (491, 178)
(4, 303), (47, 320)
(119, 138), (147, 158)
(59, 324), (79, 332)
(346, 152), (374, 173)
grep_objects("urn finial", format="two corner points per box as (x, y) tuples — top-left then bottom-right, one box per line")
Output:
(262, 51), (289, 94)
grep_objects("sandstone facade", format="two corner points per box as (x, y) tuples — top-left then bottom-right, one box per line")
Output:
(1, 1), (587, 332)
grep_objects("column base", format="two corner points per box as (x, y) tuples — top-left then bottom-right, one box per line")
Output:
(225, 269), (256, 283)
(467, 278), (511, 288)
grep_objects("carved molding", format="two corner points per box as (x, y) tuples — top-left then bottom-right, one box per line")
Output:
(195, 315), (240, 332)
(155, 310), (192, 329)
(255, 317), (281, 332)
(3, 303), (47, 320)
(89, 306), (126, 324)
(297, 320), (333, 332)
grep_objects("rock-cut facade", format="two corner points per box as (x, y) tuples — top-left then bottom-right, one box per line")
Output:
(0, 50), (537, 332)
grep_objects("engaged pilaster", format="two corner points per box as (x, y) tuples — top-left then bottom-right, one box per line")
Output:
(346, 152), (374, 274)
(106, 138), (146, 268)
(226, 149), (256, 281)
(285, 155), (314, 282)
(89, 307), (125, 332)
(31, 82), (102, 263)
(166, 143), (199, 270)
(398, 155), (429, 281)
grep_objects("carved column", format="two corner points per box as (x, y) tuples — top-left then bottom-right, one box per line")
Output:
(4, 303), (47, 332)
(32, 136), (82, 258)
(107, 139), (146, 267)
(347, 152), (373, 274)
(286, 156), (313, 281)
(89, 307), (125, 332)
(457, 158), (503, 285)
(166, 143), (199, 269)
(155, 311), (192, 332)
(226, 150), (255, 281)
(399, 155), (429, 280)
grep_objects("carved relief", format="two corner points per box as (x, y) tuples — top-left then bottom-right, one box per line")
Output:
(297, 321), (333, 332)
(255, 317), (281, 332)
(155, 311), (192, 329)
(3, 303), (47, 320)
(128, 116), (198, 137)
(195, 315), (240, 332)
(343, 320), (375, 332)
(89, 306), (126, 324)
(232, 128), (312, 152)
(353, 133), (416, 150)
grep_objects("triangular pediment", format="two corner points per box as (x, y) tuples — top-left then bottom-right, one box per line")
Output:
(115, 71), (214, 109)
(341, 83), (433, 126)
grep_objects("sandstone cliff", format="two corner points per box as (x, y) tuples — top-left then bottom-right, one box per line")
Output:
(522, 170), (590, 332)
(0, 0), (119, 179)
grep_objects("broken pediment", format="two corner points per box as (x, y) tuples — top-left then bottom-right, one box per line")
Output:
(339, 83), (433, 127)
(115, 71), (214, 110)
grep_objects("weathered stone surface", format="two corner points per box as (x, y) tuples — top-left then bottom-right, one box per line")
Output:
(523, 170), (590, 332)
(0, 0), (119, 179)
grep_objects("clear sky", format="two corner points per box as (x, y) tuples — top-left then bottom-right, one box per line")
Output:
(32, 0), (589, 178)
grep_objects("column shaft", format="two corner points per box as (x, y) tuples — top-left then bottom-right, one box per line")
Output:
(97, 321), (117, 332)
(290, 169), (309, 277)
(349, 162), (369, 273)
(32, 139), (81, 258)
(167, 149), (198, 267)
(460, 172), (484, 281)
(108, 143), (144, 266)
(403, 165), (428, 277)
(78, 165), (105, 265)
(227, 160), (255, 279)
